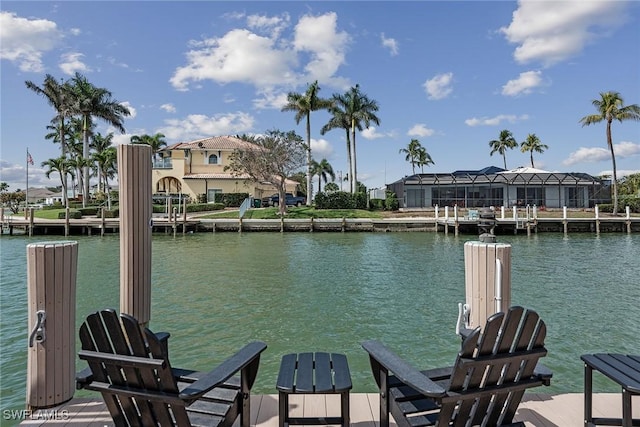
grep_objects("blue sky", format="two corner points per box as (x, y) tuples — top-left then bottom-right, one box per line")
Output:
(1, 0), (639, 191)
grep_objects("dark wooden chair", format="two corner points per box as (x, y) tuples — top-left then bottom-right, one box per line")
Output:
(362, 306), (552, 427)
(76, 309), (267, 427)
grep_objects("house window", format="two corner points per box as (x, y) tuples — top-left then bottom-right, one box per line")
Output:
(208, 154), (218, 164)
(207, 189), (222, 203)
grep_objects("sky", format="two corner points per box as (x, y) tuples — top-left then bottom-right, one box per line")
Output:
(1, 0), (639, 192)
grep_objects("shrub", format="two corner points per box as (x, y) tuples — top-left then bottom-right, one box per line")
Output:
(104, 208), (119, 218)
(187, 203), (225, 212)
(196, 193), (207, 203)
(215, 193), (249, 207)
(384, 191), (400, 211)
(57, 210), (82, 219)
(314, 191), (368, 209)
(78, 207), (98, 216)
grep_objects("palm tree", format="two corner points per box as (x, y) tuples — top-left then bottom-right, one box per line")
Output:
(91, 132), (115, 193)
(321, 100), (352, 190)
(310, 158), (335, 194)
(520, 133), (548, 168)
(281, 81), (332, 205)
(26, 74), (74, 192)
(399, 139), (425, 174)
(489, 129), (518, 170)
(130, 133), (167, 161)
(580, 91), (640, 214)
(42, 156), (75, 208)
(325, 84), (380, 193)
(25, 74), (74, 157)
(92, 145), (117, 209)
(416, 146), (434, 172)
(70, 72), (131, 207)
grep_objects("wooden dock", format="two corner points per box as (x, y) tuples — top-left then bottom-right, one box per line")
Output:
(2, 213), (639, 236)
(16, 393), (640, 426)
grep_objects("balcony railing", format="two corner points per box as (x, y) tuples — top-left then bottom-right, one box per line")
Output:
(152, 158), (173, 169)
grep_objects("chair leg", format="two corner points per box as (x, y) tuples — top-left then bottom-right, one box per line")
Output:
(279, 392), (288, 427)
(622, 388), (632, 427)
(584, 363), (593, 427)
(379, 370), (389, 427)
(341, 391), (350, 427)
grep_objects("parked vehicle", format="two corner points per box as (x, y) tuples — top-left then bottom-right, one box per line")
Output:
(261, 193), (305, 207)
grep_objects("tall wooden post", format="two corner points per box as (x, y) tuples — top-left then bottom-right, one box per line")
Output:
(118, 144), (152, 326)
(463, 241), (512, 330)
(26, 241), (78, 409)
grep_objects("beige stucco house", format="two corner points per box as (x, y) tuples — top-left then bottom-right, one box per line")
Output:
(153, 135), (299, 203)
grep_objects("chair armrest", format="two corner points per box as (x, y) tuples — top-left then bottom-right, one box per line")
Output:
(533, 363), (553, 386)
(179, 341), (267, 400)
(362, 340), (446, 398)
(75, 367), (93, 389)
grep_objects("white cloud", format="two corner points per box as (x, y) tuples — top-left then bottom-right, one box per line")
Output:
(310, 138), (334, 160)
(246, 13), (290, 39)
(252, 88), (289, 110)
(381, 33), (398, 56)
(160, 103), (176, 113)
(156, 112), (255, 141)
(59, 52), (91, 75)
(563, 141), (640, 166)
(0, 11), (63, 72)
(500, 0), (628, 66)
(170, 29), (297, 91)
(69, 28), (81, 36)
(361, 127), (386, 140)
(121, 101), (136, 119)
(501, 70), (545, 96)
(423, 72), (453, 100)
(170, 12), (350, 92)
(465, 114), (529, 127)
(293, 12), (350, 84)
(407, 124), (435, 137)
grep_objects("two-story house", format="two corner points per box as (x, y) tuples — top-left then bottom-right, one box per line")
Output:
(153, 135), (299, 203)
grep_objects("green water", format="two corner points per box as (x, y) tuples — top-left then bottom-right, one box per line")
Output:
(1, 232), (638, 419)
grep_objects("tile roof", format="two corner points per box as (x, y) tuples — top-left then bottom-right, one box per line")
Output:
(164, 135), (257, 151)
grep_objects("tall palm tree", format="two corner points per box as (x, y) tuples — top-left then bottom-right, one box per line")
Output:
(281, 81), (332, 205)
(489, 129), (518, 170)
(25, 74), (74, 157)
(417, 146), (435, 172)
(310, 158), (335, 194)
(92, 145), (117, 209)
(580, 91), (640, 214)
(321, 100), (352, 190)
(26, 74), (74, 192)
(326, 84), (380, 193)
(70, 72), (131, 207)
(130, 133), (167, 161)
(92, 132), (115, 193)
(399, 139), (425, 174)
(520, 133), (548, 168)
(42, 156), (75, 208)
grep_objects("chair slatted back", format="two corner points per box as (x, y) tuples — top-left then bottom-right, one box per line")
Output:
(438, 306), (547, 427)
(79, 309), (191, 426)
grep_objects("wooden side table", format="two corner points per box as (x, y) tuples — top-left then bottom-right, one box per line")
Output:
(276, 352), (352, 427)
(581, 353), (640, 427)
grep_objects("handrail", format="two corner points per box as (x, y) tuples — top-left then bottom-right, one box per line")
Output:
(239, 197), (251, 219)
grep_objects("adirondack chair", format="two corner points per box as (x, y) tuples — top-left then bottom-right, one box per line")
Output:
(76, 309), (267, 427)
(362, 306), (552, 427)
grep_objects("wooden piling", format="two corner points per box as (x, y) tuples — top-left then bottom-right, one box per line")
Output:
(26, 241), (78, 409)
(118, 144), (152, 326)
(463, 241), (512, 330)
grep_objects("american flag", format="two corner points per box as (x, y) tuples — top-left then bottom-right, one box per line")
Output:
(27, 151), (34, 166)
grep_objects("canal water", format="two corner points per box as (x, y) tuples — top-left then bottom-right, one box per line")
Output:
(1, 232), (638, 420)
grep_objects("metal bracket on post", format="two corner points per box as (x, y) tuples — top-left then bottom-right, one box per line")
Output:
(455, 303), (471, 337)
(28, 310), (46, 347)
